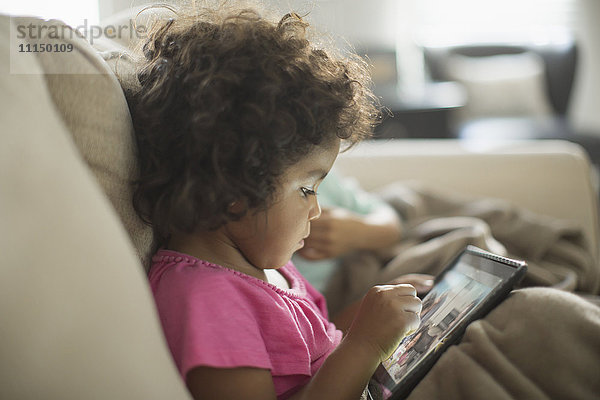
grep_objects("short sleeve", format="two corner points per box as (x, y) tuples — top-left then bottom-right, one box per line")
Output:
(152, 266), (273, 378)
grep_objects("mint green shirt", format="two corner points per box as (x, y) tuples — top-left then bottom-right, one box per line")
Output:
(291, 169), (387, 292)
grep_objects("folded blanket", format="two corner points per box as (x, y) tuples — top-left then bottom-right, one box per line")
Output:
(324, 182), (598, 315)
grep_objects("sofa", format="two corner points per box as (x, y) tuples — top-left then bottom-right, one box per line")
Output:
(422, 41), (578, 141)
(1, 12), (599, 400)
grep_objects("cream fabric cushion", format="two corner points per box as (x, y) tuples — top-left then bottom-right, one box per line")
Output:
(11, 16), (153, 268)
(0, 15), (190, 399)
(447, 52), (554, 124)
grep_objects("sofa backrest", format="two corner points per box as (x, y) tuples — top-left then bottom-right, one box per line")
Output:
(0, 14), (191, 399)
(8, 15), (155, 269)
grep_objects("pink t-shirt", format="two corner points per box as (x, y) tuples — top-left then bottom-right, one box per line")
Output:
(149, 249), (343, 399)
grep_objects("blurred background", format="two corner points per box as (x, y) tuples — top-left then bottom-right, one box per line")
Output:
(2, 0), (599, 156)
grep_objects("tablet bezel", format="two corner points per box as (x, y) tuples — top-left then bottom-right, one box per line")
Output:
(373, 245), (527, 400)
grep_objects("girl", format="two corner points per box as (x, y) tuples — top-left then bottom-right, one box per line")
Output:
(129, 3), (426, 399)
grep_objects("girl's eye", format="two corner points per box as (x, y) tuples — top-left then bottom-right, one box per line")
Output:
(300, 187), (317, 197)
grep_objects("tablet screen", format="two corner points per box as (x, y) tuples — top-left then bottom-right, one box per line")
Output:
(373, 247), (526, 399)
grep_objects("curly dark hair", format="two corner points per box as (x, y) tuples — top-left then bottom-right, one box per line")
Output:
(128, 3), (380, 247)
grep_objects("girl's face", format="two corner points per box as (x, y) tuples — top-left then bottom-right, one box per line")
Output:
(226, 138), (341, 270)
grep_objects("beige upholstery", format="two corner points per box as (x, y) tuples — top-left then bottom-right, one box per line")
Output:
(0, 15), (191, 400)
(10, 16), (154, 268)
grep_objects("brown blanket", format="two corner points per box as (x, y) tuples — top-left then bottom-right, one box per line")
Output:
(409, 287), (600, 399)
(330, 183), (600, 400)
(324, 182), (598, 315)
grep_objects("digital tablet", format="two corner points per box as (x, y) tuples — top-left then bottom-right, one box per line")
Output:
(369, 245), (527, 400)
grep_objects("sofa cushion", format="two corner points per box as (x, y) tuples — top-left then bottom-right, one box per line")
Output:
(447, 52), (554, 124)
(11, 16), (153, 268)
(0, 14), (190, 399)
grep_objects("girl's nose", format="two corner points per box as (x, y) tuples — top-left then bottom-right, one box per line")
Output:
(308, 196), (321, 221)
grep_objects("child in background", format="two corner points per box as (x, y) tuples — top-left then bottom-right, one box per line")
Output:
(129, 3), (422, 399)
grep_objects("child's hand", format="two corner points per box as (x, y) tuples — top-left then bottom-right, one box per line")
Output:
(387, 274), (435, 298)
(298, 208), (362, 260)
(346, 284), (422, 362)
(298, 205), (401, 260)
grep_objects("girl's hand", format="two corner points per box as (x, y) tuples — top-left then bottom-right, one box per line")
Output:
(346, 284), (422, 362)
(387, 274), (435, 298)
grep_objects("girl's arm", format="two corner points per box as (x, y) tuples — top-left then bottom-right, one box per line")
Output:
(288, 335), (383, 400)
(186, 284), (421, 400)
(294, 285), (420, 399)
(187, 366), (277, 399)
(186, 339), (378, 400)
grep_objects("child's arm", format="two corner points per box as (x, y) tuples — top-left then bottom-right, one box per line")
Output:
(186, 366), (278, 399)
(292, 284), (421, 400)
(186, 284), (421, 400)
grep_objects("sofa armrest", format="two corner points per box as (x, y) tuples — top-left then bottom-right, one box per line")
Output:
(0, 15), (191, 400)
(335, 139), (599, 263)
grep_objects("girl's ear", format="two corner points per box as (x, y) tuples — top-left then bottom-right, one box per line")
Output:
(228, 200), (246, 215)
